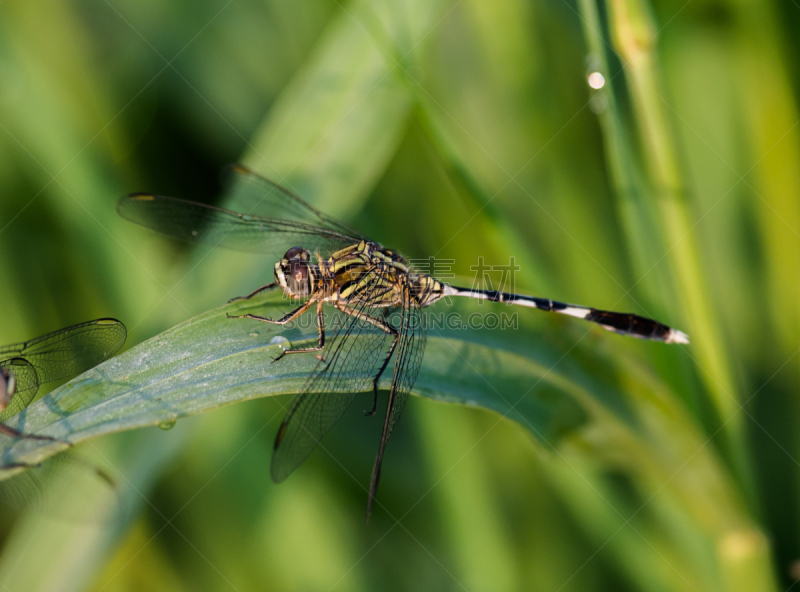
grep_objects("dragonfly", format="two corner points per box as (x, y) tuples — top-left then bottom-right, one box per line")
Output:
(118, 165), (689, 520)
(0, 319), (127, 441)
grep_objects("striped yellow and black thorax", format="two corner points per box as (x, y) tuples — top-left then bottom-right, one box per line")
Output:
(324, 242), (444, 308)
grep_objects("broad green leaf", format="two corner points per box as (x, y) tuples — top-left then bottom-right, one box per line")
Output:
(0, 289), (755, 554)
(0, 294), (769, 592)
(0, 291), (587, 471)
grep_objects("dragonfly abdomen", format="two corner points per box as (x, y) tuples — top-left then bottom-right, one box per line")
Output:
(441, 284), (689, 344)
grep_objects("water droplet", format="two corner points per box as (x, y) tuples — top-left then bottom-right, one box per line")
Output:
(157, 418), (176, 431)
(587, 72), (605, 89)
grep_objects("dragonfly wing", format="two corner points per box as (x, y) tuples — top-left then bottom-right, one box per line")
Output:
(118, 194), (359, 259)
(0, 359), (39, 421)
(270, 284), (396, 484)
(388, 293), (426, 434)
(269, 391), (357, 484)
(223, 165), (368, 241)
(4, 319), (127, 387)
(367, 285), (426, 519)
(118, 167), (366, 259)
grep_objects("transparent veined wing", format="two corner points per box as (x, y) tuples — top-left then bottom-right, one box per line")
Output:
(0, 319), (126, 424)
(223, 165), (367, 241)
(118, 166), (366, 259)
(0, 359), (39, 421)
(270, 282), (397, 484)
(366, 284), (426, 520)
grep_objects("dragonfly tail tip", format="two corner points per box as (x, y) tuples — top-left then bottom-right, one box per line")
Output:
(667, 329), (690, 345)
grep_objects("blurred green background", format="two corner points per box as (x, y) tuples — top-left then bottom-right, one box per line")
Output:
(1, 0), (800, 590)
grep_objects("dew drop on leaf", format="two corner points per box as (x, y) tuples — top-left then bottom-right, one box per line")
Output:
(157, 418), (177, 431)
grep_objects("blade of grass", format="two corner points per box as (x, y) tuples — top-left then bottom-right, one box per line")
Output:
(578, 0), (779, 589)
(601, 0), (746, 481)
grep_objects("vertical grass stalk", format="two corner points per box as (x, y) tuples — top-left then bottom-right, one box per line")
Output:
(578, 0), (779, 589)
(605, 0), (747, 484)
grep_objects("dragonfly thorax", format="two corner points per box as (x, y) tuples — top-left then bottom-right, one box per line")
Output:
(275, 246), (317, 299)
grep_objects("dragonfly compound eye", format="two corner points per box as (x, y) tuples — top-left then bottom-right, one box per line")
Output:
(0, 370), (10, 411)
(287, 260), (311, 297)
(284, 246), (310, 261)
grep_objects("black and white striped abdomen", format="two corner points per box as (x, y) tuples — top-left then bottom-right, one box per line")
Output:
(440, 284), (689, 344)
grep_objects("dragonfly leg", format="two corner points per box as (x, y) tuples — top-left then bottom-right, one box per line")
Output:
(335, 303), (398, 416)
(227, 298), (314, 324)
(228, 282), (277, 303)
(0, 423), (57, 442)
(335, 303), (397, 334)
(274, 302), (326, 362)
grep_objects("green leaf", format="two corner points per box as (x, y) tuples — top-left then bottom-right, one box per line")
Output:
(0, 291), (765, 592)
(0, 287), (767, 592)
(0, 290), (587, 472)
(0, 287), (754, 547)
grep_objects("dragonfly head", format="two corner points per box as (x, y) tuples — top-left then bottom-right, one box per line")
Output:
(0, 368), (14, 412)
(275, 247), (314, 298)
